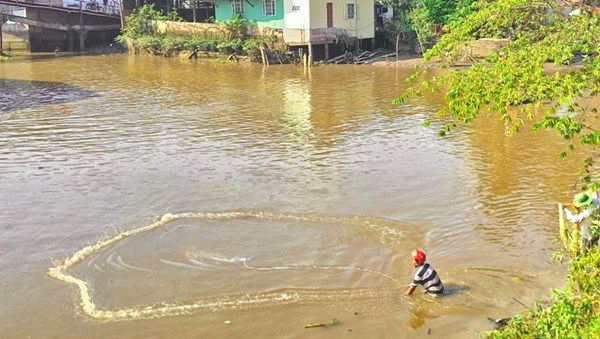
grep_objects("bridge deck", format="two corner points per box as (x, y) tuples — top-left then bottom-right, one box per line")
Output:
(0, 0), (120, 18)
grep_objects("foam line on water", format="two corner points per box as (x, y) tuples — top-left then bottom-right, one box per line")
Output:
(47, 211), (405, 321)
(159, 258), (206, 270)
(241, 258), (401, 284)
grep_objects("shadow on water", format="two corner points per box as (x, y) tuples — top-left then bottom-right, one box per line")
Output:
(442, 284), (472, 297)
(0, 79), (99, 113)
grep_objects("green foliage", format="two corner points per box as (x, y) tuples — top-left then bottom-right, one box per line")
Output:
(488, 248), (600, 338)
(398, 0), (600, 173)
(134, 33), (227, 56)
(166, 11), (184, 22)
(242, 36), (274, 55)
(383, 0), (476, 47)
(444, 0), (477, 24)
(409, 5), (437, 51)
(118, 4), (167, 41)
(217, 38), (243, 54)
(119, 5), (271, 58)
(384, 1), (414, 39)
(220, 13), (255, 40)
(0, 52), (13, 60)
(422, 0), (475, 24)
(135, 35), (165, 52)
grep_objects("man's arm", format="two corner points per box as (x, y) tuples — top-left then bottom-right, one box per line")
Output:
(405, 285), (417, 296)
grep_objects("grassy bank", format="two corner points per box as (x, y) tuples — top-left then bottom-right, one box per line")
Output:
(488, 247), (600, 338)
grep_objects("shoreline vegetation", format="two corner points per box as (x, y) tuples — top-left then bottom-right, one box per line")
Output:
(117, 4), (436, 67)
(117, 5), (292, 65)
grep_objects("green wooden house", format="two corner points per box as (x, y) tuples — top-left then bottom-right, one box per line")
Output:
(213, 0), (284, 28)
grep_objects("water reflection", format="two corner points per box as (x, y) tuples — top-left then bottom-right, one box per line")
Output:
(0, 79), (98, 112)
(281, 78), (313, 142)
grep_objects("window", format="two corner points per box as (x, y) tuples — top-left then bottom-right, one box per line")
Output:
(232, 0), (244, 14)
(346, 3), (355, 19)
(263, 0), (275, 16)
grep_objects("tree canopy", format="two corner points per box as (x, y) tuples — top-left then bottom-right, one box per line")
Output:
(381, 0), (476, 47)
(397, 0), (600, 187)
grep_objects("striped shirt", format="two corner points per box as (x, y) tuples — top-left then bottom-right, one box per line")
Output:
(411, 263), (444, 294)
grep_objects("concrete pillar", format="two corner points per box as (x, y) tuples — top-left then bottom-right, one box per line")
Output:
(79, 30), (88, 51)
(308, 43), (313, 66)
(68, 28), (74, 51)
(324, 43), (329, 61)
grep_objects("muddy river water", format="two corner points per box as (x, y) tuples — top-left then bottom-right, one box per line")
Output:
(0, 54), (582, 338)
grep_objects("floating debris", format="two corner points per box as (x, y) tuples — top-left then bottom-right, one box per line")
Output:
(304, 323), (326, 329)
(305, 318), (340, 329)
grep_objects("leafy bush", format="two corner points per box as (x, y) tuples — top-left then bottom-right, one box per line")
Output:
(183, 37), (218, 52)
(409, 6), (436, 48)
(219, 13), (252, 40)
(217, 38), (243, 54)
(488, 248), (600, 338)
(119, 5), (277, 58)
(421, 0), (476, 25)
(118, 4), (167, 41)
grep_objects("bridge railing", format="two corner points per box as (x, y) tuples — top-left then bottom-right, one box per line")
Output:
(7, 0), (121, 16)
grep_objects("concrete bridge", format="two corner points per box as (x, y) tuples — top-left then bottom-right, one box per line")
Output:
(0, 0), (122, 52)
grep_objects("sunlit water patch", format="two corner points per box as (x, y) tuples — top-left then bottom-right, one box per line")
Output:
(48, 211), (419, 321)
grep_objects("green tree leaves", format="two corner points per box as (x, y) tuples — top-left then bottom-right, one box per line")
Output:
(398, 0), (600, 177)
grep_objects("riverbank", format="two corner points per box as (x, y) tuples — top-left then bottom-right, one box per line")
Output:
(371, 54), (427, 68)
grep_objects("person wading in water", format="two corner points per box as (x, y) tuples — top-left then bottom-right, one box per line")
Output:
(405, 249), (444, 296)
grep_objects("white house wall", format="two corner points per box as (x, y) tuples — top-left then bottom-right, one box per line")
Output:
(335, 0), (374, 39)
(284, 0), (311, 29)
(283, 0), (374, 44)
(308, 0), (327, 29)
(310, 0), (374, 39)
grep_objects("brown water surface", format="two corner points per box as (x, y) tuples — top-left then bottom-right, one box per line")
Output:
(0, 54), (579, 338)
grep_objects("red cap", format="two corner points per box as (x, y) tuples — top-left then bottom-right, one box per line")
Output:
(412, 249), (426, 265)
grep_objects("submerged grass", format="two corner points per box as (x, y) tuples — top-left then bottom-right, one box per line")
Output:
(487, 248), (600, 338)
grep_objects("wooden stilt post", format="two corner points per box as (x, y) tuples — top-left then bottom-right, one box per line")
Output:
(192, 3), (197, 22)
(0, 15), (8, 56)
(302, 50), (307, 68)
(259, 45), (267, 65)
